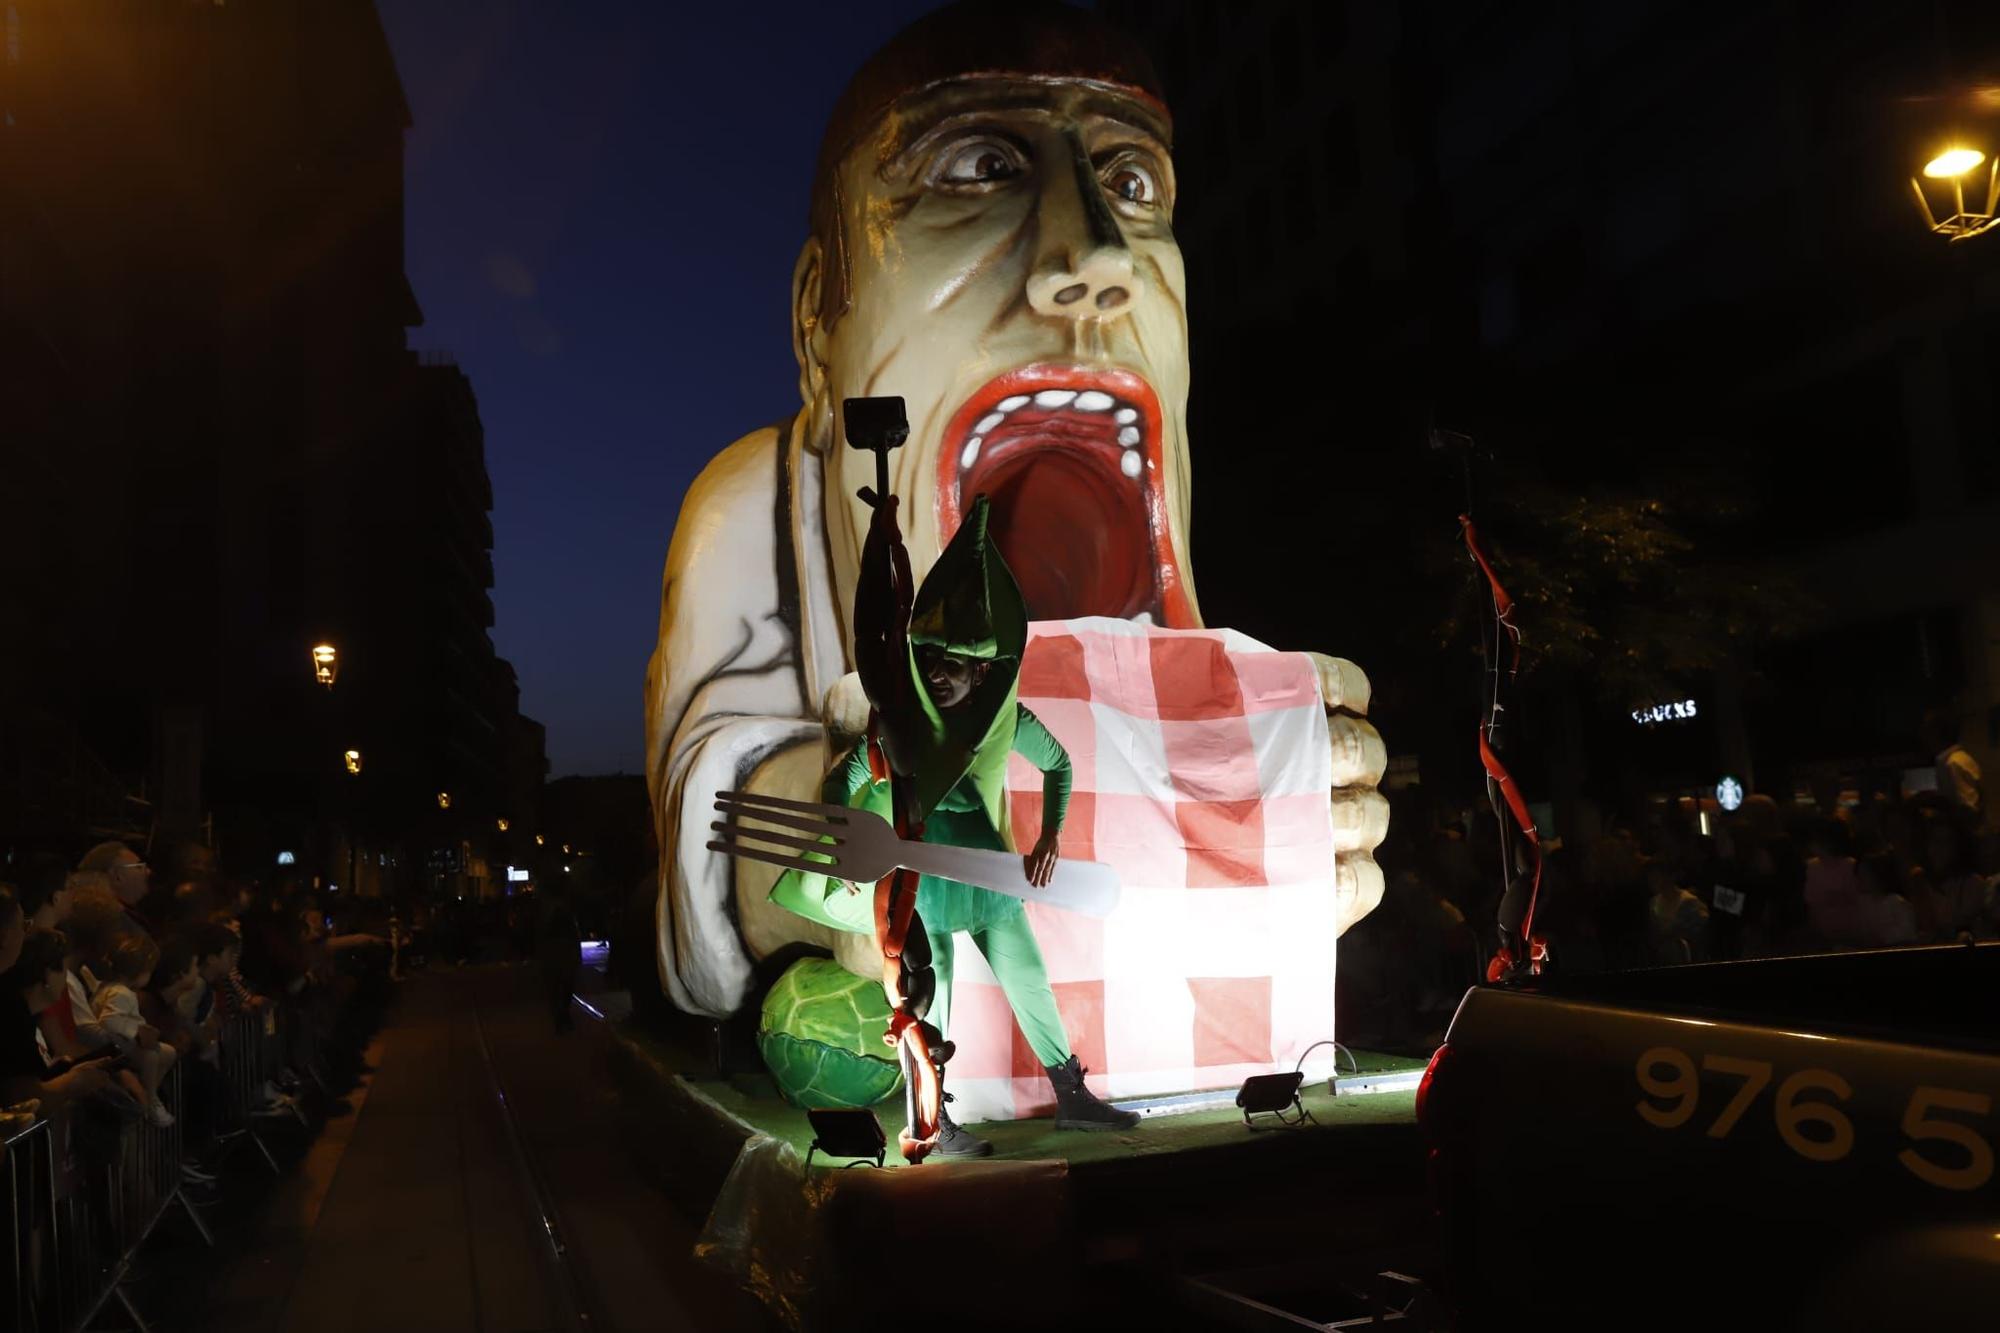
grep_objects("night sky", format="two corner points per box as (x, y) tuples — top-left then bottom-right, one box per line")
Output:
(377, 0), (943, 775)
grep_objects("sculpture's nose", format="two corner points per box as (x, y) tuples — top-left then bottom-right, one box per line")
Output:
(1026, 136), (1143, 321)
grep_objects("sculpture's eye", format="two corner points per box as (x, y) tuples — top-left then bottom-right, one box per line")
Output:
(935, 139), (1023, 187)
(1105, 160), (1159, 206)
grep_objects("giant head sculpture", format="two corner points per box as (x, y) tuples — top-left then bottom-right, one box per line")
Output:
(646, 1), (1386, 1021)
(798, 0), (1199, 629)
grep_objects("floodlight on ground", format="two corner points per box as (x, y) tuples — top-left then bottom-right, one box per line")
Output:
(1235, 1071), (1313, 1130)
(805, 1108), (887, 1168)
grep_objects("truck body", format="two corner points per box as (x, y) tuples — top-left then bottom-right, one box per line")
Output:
(1420, 943), (2000, 1327)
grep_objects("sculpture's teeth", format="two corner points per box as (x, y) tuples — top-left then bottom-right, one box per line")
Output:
(957, 387), (1147, 484)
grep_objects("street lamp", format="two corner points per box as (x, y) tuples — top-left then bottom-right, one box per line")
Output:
(343, 749), (363, 775)
(534, 834), (545, 846)
(497, 817), (510, 832)
(312, 643), (340, 688)
(1910, 143), (1999, 242)
(437, 790), (452, 810)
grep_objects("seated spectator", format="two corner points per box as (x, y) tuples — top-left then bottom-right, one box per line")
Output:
(0, 929), (124, 1113)
(15, 853), (72, 932)
(206, 909), (264, 1019)
(77, 840), (158, 941)
(1645, 861), (1710, 965)
(146, 935), (209, 1062)
(1802, 818), (1867, 949)
(93, 935), (179, 1127)
(1909, 812), (1989, 941)
(1854, 852), (1919, 947)
(191, 921), (245, 1022)
(0, 889), (23, 977)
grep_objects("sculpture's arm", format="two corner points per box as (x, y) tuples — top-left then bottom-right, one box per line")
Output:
(646, 425), (825, 1018)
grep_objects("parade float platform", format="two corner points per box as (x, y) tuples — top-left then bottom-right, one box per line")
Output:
(607, 1022), (1429, 1330)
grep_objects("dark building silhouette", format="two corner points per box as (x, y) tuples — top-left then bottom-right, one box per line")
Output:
(0, 0), (543, 894)
(1104, 1), (2000, 833)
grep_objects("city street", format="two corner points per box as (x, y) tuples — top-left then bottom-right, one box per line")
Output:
(173, 963), (773, 1333)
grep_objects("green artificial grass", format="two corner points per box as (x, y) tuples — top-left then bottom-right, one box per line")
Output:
(668, 1044), (1422, 1170)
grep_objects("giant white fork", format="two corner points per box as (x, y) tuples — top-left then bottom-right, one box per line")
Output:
(708, 789), (1121, 918)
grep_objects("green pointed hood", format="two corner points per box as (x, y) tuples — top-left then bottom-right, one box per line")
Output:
(903, 496), (1025, 825)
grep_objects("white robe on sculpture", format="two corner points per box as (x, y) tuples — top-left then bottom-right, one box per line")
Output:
(645, 414), (848, 1018)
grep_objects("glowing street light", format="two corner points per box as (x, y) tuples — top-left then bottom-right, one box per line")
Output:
(1924, 147), (1985, 178)
(312, 643), (340, 688)
(1910, 143), (1998, 241)
(534, 834), (545, 846)
(343, 749), (363, 775)
(437, 790), (452, 810)
(497, 817), (510, 832)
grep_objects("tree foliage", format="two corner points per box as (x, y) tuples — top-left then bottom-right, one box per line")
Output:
(1435, 471), (1813, 708)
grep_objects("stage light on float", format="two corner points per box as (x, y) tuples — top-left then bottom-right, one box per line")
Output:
(1235, 1071), (1312, 1129)
(803, 1107), (887, 1168)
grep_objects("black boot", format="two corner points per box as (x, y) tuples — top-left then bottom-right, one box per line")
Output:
(934, 1095), (992, 1157)
(1045, 1055), (1140, 1131)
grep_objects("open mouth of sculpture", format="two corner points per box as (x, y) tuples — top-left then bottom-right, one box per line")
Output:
(936, 364), (1189, 625)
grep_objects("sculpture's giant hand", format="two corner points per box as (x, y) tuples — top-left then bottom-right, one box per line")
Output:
(1307, 653), (1389, 934)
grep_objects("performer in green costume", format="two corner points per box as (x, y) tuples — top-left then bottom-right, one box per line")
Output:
(772, 497), (1139, 1155)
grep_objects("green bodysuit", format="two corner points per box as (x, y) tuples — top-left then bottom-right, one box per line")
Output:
(769, 498), (1075, 1066)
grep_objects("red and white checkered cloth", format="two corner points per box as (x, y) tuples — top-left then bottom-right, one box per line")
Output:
(942, 616), (1341, 1123)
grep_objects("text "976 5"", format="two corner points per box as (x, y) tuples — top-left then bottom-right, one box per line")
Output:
(1635, 1046), (1993, 1191)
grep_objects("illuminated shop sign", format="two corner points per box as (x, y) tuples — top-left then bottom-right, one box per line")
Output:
(1632, 700), (1698, 726)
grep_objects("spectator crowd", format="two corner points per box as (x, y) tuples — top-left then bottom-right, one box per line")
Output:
(0, 835), (399, 1329)
(1342, 774), (1997, 1050)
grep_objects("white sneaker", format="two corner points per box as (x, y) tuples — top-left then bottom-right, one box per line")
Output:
(147, 1099), (175, 1129)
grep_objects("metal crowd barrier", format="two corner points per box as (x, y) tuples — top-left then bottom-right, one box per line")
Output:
(212, 1008), (306, 1174)
(2, 1059), (206, 1333)
(4, 987), (369, 1332)
(2, 1114), (58, 1333)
